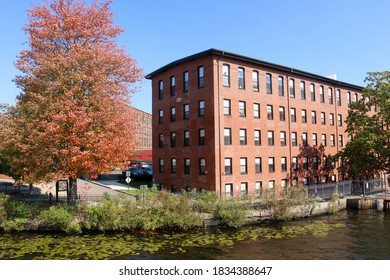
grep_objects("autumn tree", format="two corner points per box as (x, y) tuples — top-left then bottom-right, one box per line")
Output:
(0, 0), (143, 194)
(337, 71), (390, 179)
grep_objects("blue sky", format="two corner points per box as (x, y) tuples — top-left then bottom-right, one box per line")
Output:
(1, 0), (390, 114)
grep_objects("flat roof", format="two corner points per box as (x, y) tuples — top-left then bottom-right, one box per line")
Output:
(145, 48), (364, 91)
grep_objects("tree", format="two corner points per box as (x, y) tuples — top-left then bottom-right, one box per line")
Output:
(0, 0), (143, 188)
(337, 71), (390, 179)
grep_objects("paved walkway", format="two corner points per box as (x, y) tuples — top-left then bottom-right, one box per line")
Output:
(88, 180), (138, 192)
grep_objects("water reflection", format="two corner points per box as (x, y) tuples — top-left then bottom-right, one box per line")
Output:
(1, 210), (389, 260)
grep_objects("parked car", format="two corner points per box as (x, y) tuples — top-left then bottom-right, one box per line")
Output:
(121, 167), (152, 181)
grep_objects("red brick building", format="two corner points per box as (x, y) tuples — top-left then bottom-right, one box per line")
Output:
(127, 107), (152, 164)
(146, 49), (364, 195)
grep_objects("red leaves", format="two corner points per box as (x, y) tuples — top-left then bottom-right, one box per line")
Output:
(0, 0), (143, 183)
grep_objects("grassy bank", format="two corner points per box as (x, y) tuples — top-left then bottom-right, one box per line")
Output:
(0, 186), (334, 234)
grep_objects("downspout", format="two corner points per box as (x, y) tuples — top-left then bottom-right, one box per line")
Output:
(217, 52), (224, 195)
(286, 74), (293, 187)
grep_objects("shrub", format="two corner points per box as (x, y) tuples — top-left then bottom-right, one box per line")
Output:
(38, 206), (74, 231)
(194, 191), (219, 213)
(1, 218), (28, 232)
(83, 197), (123, 231)
(214, 197), (252, 228)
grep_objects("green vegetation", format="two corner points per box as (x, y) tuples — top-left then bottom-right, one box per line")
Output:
(0, 185), (339, 234)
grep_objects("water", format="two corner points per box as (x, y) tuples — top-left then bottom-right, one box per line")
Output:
(1, 210), (390, 260)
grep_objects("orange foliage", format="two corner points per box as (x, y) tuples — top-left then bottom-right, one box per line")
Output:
(0, 0), (143, 183)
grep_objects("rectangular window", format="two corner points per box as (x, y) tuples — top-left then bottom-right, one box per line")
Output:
(239, 129), (247, 145)
(241, 182), (248, 195)
(268, 130), (274, 146)
(337, 89), (341, 106)
(280, 131), (286, 146)
(158, 80), (163, 100)
(198, 100), (205, 117)
(159, 133), (164, 148)
(313, 156), (318, 170)
(199, 158), (206, 175)
(347, 92), (351, 105)
(254, 103), (260, 119)
(183, 104), (189, 119)
(224, 128), (232, 145)
(302, 133), (308, 147)
(225, 183), (233, 196)
(239, 101), (246, 117)
(330, 134), (335, 147)
(266, 73), (272, 94)
(310, 83), (315, 101)
(292, 132), (297, 146)
(222, 64), (230, 87)
(321, 112), (325, 125)
(322, 134), (327, 146)
(198, 66), (204, 88)
(159, 158), (164, 172)
(170, 132), (176, 147)
(184, 158), (190, 174)
(320, 86), (324, 103)
(279, 106), (285, 121)
(323, 156), (328, 169)
(338, 114), (343, 126)
(303, 156), (308, 170)
(302, 109), (307, 123)
(158, 110), (163, 124)
(170, 107), (176, 122)
(328, 88), (333, 104)
(223, 99), (231, 116)
(289, 79), (295, 98)
(339, 135), (344, 147)
(183, 71), (189, 93)
(252, 70), (259, 91)
(256, 181), (262, 196)
(329, 113), (334, 126)
(224, 158), (232, 175)
(281, 157), (287, 172)
(170, 76), (175, 96)
(240, 158), (247, 174)
(199, 129), (205, 145)
(254, 130), (261, 146)
(300, 81), (306, 100)
(278, 76), (284, 96)
(255, 157), (262, 173)
(292, 157), (298, 171)
(290, 108), (296, 122)
(311, 111), (317, 124)
(238, 67), (245, 89)
(268, 157), (275, 173)
(312, 133), (318, 146)
(171, 158), (176, 173)
(184, 130), (190, 146)
(354, 93), (358, 103)
(267, 105), (273, 120)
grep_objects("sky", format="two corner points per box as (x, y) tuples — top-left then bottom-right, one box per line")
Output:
(1, 0), (390, 114)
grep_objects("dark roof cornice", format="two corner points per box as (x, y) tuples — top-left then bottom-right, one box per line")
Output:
(145, 48), (364, 91)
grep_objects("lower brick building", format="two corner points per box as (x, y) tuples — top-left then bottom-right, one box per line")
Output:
(146, 49), (364, 195)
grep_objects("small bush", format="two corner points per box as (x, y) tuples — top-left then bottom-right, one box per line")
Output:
(214, 197), (252, 228)
(1, 218), (28, 232)
(38, 206), (74, 231)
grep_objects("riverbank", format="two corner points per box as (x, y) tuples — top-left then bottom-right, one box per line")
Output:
(0, 185), (352, 234)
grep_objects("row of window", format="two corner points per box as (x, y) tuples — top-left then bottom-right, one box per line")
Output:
(159, 129), (205, 148)
(224, 174), (339, 196)
(223, 128), (345, 148)
(223, 156), (336, 175)
(158, 101), (204, 123)
(223, 99), (344, 125)
(158, 155), (336, 176)
(158, 158), (206, 175)
(222, 64), (360, 106)
(158, 66), (204, 99)
(158, 128), (345, 148)
(157, 64), (363, 109)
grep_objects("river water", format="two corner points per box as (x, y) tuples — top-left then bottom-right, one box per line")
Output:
(1, 209), (389, 260)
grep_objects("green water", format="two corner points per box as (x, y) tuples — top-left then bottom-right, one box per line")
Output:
(1, 210), (389, 260)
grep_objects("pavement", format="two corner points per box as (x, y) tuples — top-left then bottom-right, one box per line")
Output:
(89, 180), (138, 192)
